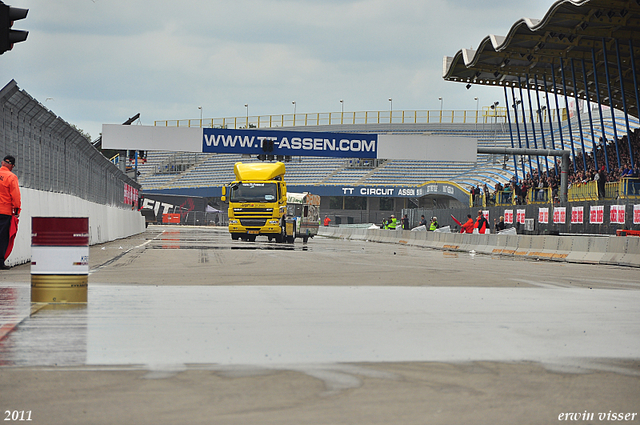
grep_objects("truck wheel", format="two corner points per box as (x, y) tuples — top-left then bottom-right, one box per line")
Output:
(231, 233), (239, 240)
(286, 226), (296, 243)
(302, 235), (308, 243)
(275, 222), (285, 243)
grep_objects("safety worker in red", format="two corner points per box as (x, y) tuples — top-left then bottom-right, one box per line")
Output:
(474, 209), (488, 234)
(460, 214), (474, 233)
(0, 155), (21, 270)
(323, 215), (331, 226)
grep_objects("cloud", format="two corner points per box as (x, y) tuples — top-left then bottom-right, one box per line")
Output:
(1, 0), (558, 140)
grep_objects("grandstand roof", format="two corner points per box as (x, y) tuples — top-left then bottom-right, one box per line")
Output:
(443, 0), (640, 118)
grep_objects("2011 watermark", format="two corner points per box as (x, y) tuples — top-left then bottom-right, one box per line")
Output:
(559, 411), (637, 421)
(3, 411), (32, 421)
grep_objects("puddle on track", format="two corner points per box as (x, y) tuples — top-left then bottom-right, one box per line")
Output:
(1, 284), (639, 374)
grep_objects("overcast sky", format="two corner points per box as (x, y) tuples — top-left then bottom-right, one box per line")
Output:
(1, 0), (557, 141)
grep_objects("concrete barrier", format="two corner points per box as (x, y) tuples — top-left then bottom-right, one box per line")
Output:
(7, 188), (145, 267)
(584, 237), (609, 264)
(318, 226), (639, 267)
(553, 236), (574, 261)
(541, 236), (561, 260)
(397, 230), (411, 245)
(442, 232), (459, 250)
(600, 237), (627, 265)
(526, 236), (549, 260)
(406, 230), (422, 247)
(367, 228), (383, 243)
(477, 234), (497, 255)
(450, 233), (464, 251)
(457, 234), (476, 252)
(430, 232), (445, 250)
(565, 236), (590, 263)
(491, 234), (508, 256)
(496, 235), (519, 257)
(349, 228), (367, 241)
(514, 236), (532, 258)
(619, 237), (640, 267)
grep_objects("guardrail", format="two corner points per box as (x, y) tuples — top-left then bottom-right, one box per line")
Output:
(568, 181), (598, 202)
(154, 107), (569, 129)
(527, 187), (553, 204)
(620, 178), (640, 200)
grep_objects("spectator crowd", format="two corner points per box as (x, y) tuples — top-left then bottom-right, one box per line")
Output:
(475, 127), (640, 205)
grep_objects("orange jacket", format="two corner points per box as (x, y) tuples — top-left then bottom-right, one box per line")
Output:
(461, 218), (474, 233)
(475, 215), (488, 234)
(0, 166), (21, 216)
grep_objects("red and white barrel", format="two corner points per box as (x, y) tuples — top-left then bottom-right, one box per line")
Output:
(31, 217), (89, 303)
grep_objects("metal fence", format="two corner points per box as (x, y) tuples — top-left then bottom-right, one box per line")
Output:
(0, 80), (140, 207)
(154, 106), (570, 130)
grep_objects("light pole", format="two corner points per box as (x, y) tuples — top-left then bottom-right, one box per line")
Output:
(198, 106), (202, 128)
(388, 98), (392, 124)
(340, 99), (344, 124)
(490, 101), (499, 148)
(438, 97), (443, 123)
(244, 104), (248, 128)
(292, 101), (296, 126)
(474, 97), (478, 131)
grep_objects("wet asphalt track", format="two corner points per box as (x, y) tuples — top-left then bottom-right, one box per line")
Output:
(1, 225), (639, 425)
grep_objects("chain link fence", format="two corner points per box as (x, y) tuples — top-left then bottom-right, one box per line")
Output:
(0, 80), (140, 206)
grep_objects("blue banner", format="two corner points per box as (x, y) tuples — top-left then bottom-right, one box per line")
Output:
(202, 128), (377, 158)
(144, 182), (469, 204)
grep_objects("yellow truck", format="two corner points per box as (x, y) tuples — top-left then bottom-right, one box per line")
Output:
(222, 161), (319, 243)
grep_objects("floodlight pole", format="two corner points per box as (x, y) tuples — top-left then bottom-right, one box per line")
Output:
(477, 147), (570, 203)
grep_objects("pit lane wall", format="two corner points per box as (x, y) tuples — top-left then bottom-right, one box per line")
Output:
(5, 188), (146, 267)
(318, 226), (640, 268)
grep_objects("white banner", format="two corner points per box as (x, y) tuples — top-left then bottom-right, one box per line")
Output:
(31, 246), (89, 275)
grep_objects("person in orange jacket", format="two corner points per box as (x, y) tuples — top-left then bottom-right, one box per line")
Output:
(323, 215), (331, 226)
(460, 214), (474, 233)
(0, 155), (21, 269)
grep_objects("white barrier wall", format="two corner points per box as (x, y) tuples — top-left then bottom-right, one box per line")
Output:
(318, 226), (640, 268)
(6, 188), (146, 267)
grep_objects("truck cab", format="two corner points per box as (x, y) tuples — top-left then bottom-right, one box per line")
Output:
(222, 162), (288, 242)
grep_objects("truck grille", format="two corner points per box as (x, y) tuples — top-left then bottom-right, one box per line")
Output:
(240, 219), (267, 227)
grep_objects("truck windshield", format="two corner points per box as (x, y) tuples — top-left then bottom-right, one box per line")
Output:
(230, 183), (278, 202)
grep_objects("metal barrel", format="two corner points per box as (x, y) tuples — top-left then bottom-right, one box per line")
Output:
(31, 217), (89, 303)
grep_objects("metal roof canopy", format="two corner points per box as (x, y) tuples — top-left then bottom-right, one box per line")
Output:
(443, 0), (640, 119)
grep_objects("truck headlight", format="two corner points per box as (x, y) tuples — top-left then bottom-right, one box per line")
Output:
(229, 220), (239, 224)
(268, 220), (279, 225)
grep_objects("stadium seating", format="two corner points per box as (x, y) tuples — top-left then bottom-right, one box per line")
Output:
(138, 114), (637, 193)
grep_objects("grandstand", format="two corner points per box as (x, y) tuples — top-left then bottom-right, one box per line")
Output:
(138, 0), (639, 230)
(139, 110), (636, 195)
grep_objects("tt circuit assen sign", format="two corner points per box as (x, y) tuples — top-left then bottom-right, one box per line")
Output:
(298, 182), (469, 204)
(102, 125), (477, 162)
(339, 183), (462, 198)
